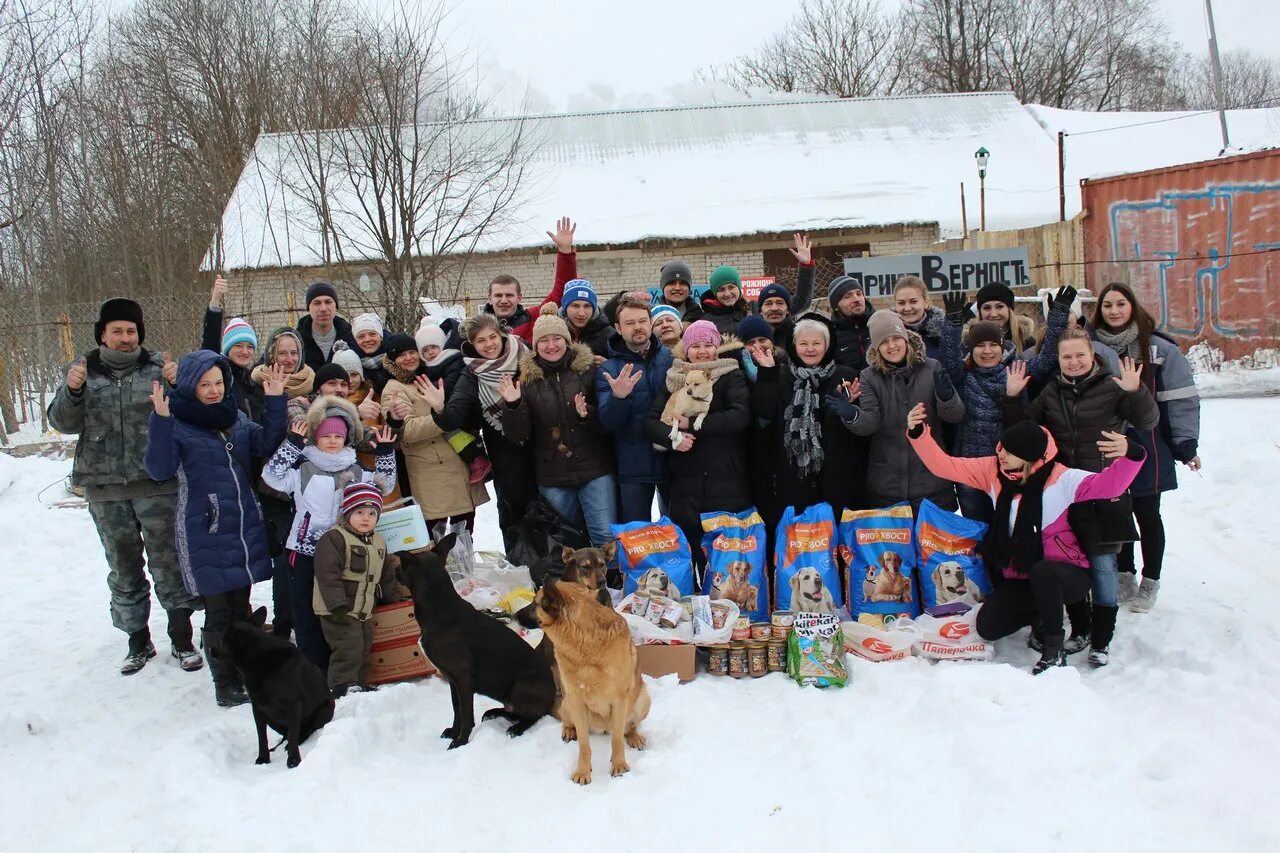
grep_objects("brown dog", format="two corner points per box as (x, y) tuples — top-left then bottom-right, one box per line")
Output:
(536, 579), (650, 785)
(710, 560), (758, 611)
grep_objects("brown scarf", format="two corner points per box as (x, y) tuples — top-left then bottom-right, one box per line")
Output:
(251, 363), (314, 398)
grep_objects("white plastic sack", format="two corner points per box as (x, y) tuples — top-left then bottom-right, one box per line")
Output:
(842, 619), (917, 662)
(911, 605), (995, 661)
(615, 593), (738, 646)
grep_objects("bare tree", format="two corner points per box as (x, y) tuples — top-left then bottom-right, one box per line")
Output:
(1180, 49), (1280, 110)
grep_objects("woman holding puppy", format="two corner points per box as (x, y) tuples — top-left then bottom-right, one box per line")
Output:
(643, 320), (751, 585)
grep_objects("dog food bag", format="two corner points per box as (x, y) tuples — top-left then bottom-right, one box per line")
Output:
(915, 499), (994, 617)
(839, 503), (920, 625)
(912, 605), (995, 661)
(774, 503), (845, 616)
(700, 508), (768, 622)
(611, 517), (695, 600)
(787, 612), (848, 688)
(841, 620), (916, 663)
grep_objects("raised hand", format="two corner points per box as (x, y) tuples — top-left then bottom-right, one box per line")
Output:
(210, 275), (229, 309)
(162, 353), (177, 386)
(751, 344), (775, 368)
(604, 364), (645, 399)
(1053, 284), (1078, 309)
(150, 381), (170, 417)
(1006, 361), (1031, 397)
(546, 216), (576, 253)
(66, 358), (87, 391)
(788, 232), (812, 265)
(371, 425), (396, 449)
(389, 393), (410, 421)
(414, 375), (445, 412)
(498, 374), (521, 403)
(262, 363), (287, 396)
(573, 392), (589, 418)
(290, 419), (309, 439)
(1113, 357), (1143, 393)
(905, 402), (927, 434)
(840, 378), (861, 402)
(942, 290), (969, 320)
(1097, 430), (1129, 459)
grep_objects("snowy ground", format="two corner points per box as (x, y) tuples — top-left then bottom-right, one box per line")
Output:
(3, 398), (1280, 852)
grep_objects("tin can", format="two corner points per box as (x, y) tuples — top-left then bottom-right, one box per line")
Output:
(771, 610), (795, 628)
(766, 639), (787, 672)
(772, 624), (791, 640)
(731, 623), (751, 641)
(630, 591), (650, 614)
(711, 603), (731, 630)
(747, 641), (768, 677)
(728, 642), (749, 678)
(706, 644), (730, 676)
(750, 622), (772, 640)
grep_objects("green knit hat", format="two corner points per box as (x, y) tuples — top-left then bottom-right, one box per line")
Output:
(708, 265), (741, 290)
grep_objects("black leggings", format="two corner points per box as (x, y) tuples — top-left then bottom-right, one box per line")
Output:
(1119, 493), (1165, 580)
(976, 561), (1092, 649)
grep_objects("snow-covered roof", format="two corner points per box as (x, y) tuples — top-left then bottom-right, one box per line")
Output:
(209, 93), (1280, 271)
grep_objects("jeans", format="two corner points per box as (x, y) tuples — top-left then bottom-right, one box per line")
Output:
(617, 481), (668, 523)
(1089, 552), (1119, 607)
(539, 475), (618, 552)
(955, 484), (995, 526)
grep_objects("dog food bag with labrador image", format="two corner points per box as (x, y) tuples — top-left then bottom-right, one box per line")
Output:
(700, 508), (768, 622)
(915, 499), (993, 617)
(838, 504), (920, 628)
(612, 517), (695, 600)
(912, 605), (995, 661)
(773, 503), (845, 616)
(787, 612), (848, 688)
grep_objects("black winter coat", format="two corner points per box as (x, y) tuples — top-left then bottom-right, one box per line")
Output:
(201, 307), (266, 421)
(568, 311), (613, 358)
(830, 306), (876, 374)
(296, 315), (360, 372)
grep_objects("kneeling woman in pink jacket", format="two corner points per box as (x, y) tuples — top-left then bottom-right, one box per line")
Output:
(905, 406), (1144, 674)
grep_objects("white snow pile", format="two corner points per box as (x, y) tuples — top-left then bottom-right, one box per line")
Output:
(3, 398), (1280, 851)
(1188, 343), (1280, 398)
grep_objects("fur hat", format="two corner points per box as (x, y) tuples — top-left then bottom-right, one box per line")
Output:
(533, 302), (571, 346)
(827, 275), (862, 310)
(682, 319), (722, 350)
(331, 343), (363, 379)
(305, 281), (338, 309)
(560, 279), (597, 310)
(95, 297), (145, 345)
(660, 260), (693, 289)
(965, 321), (1004, 353)
(757, 283), (791, 310)
(220, 317), (256, 355)
(312, 362), (349, 394)
(738, 313), (774, 343)
(1000, 421), (1049, 462)
(351, 312), (384, 338)
(341, 481), (383, 518)
(975, 283), (1015, 312)
(868, 311), (909, 351)
(415, 323), (446, 351)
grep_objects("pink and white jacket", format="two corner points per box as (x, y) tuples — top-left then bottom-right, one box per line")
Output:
(908, 425), (1144, 580)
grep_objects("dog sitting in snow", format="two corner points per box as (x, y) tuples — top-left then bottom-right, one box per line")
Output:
(660, 368), (714, 445)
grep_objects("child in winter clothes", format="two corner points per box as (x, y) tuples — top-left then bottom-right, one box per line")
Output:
(416, 322), (491, 484)
(313, 482), (399, 696)
(262, 395), (397, 673)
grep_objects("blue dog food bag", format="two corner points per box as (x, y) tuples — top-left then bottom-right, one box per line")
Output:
(915, 499), (993, 616)
(838, 503), (920, 628)
(773, 503), (844, 616)
(611, 517), (694, 599)
(701, 508), (768, 621)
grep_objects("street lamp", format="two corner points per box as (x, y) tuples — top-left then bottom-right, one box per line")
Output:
(975, 147), (990, 231)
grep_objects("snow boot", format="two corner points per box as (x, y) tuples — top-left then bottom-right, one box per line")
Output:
(204, 629), (249, 708)
(1063, 598), (1091, 654)
(1031, 634), (1068, 675)
(167, 608), (204, 672)
(1088, 648), (1111, 667)
(1129, 578), (1160, 613)
(120, 629), (157, 675)
(1117, 572), (1138, 604)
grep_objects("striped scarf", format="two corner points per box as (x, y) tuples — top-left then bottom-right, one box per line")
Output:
(465, 335), (527, 434)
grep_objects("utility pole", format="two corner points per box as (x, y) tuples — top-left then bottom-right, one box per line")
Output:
(1205, 0), (1230, 152)
(1058, 132), (1066, 222)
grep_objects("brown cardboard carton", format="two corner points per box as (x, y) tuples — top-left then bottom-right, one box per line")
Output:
(370, 601), (420, 644)
(368, 635), (435, 685)
(635, 644), (696, 682)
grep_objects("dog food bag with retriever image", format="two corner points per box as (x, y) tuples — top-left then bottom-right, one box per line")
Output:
(612, 517), (695, 600)
(839, 504), (920, 628)
(912, 605), (994, 661)
(787, 612), (848, 688)
(700, 508), (768, 622)
(915, 499), (993, 617)
(773, 503), (845, 616)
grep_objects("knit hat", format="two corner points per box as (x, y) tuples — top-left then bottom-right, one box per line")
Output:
(341, 481), (383, 519)
(827, 275), (863, 310)
(868, 311), (909, 351)
(331, 344), (363, 379)
(650, 304), (681, 324)
(316, 415), (349, 440)
(660, 260), (693, 289)
(384, 333), (417, 360)
(312, 362), (350, 393)
(560, 279), (597, 310)
(708, 266), (741, 292)
(416, 322), (446, 351)
(738, 314), (774, 343)
(975, 283), (1015, 312)
(757, 283), (791, 310)
(351, 312), (384, 338)
(95, 297), (145, 345)
(533, 302), (571, 346)
(1000, 421), (1049, 463)
(220, 317), (257, 355)
(305, 281), (339, 309)
(965, 321), (1004, 353)
(682, 319), (721, 350)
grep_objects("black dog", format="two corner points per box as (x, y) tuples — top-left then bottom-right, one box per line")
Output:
(396, 532), (555, 749)
(220, 607), (335, 768)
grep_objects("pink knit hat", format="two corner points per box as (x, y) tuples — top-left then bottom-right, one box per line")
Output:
(681, 319), (721, 350)
(316, 416), (348, 439)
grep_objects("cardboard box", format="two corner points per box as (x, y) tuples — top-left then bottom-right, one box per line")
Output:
(368, 635), (435, 685)
(635, 643), (696, 682)
(375, 502), (431, 552)
(370, 601), (420, 644)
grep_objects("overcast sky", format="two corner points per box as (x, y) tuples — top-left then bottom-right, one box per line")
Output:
(444, 0), (1280, 113)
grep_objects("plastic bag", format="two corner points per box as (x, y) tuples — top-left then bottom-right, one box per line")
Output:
(615, 593), (738, 646)
(841, 619), (916, 662)
(912, 605), (994, 661)
(787, 612), (848, 687)
(431, 521), (476, 576)
(504, 495), (590, 587)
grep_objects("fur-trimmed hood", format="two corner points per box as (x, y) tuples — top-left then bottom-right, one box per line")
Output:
(866, 328), (926, 373)
(517, 342), (594, 382)
(667, 336), (744, 391)
(304, 394), (361, 446)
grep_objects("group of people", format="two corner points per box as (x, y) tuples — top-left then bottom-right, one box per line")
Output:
(51, 218), (1202, 697)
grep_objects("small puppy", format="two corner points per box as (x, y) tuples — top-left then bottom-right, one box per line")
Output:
(710, 560), (759, 611)
(868, 552), (911, 603)
(660, 368), (714, 444)
(397, 532), (555, 749)
(790, 567), (837, 613)
(536, 579), (650, 785)
(220, 607), (335, 769)
(933, 561), (983, 605)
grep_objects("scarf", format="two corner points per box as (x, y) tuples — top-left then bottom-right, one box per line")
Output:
(170, 390), (239, 431)
(783, 362), (836, 478)
(382, 355), (420, 386)
(984, 462), (1055, 576)
(665, 355), (740, 392)
(1095, 323), (1141, 361)
(98, 345), (143, 375)
(465, 335), (527, 434)
(904, 307), (945, 343)
(423, 350), (462, 384)
(252, 363), (315, 399)
(300, 445), (358, 473)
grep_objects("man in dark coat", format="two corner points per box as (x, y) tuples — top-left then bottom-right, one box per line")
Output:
(654, 260), (704, 323)
(561, 279), (613, 359)
(295, 281), (360, 371)
(827, 274), (876, 373)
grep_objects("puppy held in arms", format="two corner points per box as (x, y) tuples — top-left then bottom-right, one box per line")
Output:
(536, 578), (650, 785)
(661, 368), (714, 445)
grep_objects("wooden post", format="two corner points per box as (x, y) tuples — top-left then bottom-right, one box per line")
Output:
(1058, 131), (1067, 223)
(57, 313), (74, 363)
(286, 290), (297, 327)
(960, 183), (968, 247)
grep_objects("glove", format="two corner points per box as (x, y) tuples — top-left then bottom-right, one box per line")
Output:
(907, 422), (925, 440)
(824, 393), (859, 422)
(1174, 439), (1198, 463)
(933, 365), (956, 401)
(1052, 285), (1078, 310)
(942, 291), (969, 325)
(328, 606), (353, 625)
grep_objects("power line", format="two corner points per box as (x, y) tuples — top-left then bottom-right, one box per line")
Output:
(1064, 97), (1280, 137)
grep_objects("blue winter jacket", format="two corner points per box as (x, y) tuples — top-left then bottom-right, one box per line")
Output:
(595, 333), (674, 484)
(145, 350), (287, 596)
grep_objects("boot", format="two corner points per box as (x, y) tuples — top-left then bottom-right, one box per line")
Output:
(1031, 633), (1068, 675)
(1091, 605), (1118, 652)
(167, 608), (204, 672)
(1063, 598), (1091, 654)
(120, 628), (157, 675)
(1117, 572), (1138, 604)
(1129, 578), (1160, 613)
(203, 629), (249, 708)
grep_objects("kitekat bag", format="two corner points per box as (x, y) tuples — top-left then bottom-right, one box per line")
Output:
(701, 508), (768, 622)
(839, 503), (919, 628)
(787, 612), (848, 688)
(773, 503), (843, 616)
(915, 499), (993, 617)
(611, 516), (695, 599)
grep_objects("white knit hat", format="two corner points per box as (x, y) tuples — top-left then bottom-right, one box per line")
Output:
(415, 322), (446, 351)
(352, 312), (384, 338)
(331, 344), (363, 379)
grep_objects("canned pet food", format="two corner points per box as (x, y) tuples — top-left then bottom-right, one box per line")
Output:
(711, 603), (731, 630)
(660, 601), (684, 629)
(679, 596), (695, 618)
(747, 641), (768, 677)
(750, 622), (772, 641)
(772, 624), (791, 640)
(645, 598), (666, 625)
(766, 639), (787, 672)
(771, 610), (795, 628)
(728, 642), (749, 678)
(706, 644), (730, 676)
(631, 590), (650, 614)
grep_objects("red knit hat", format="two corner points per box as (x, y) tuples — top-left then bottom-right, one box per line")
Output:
(340, 482), (383, 518)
